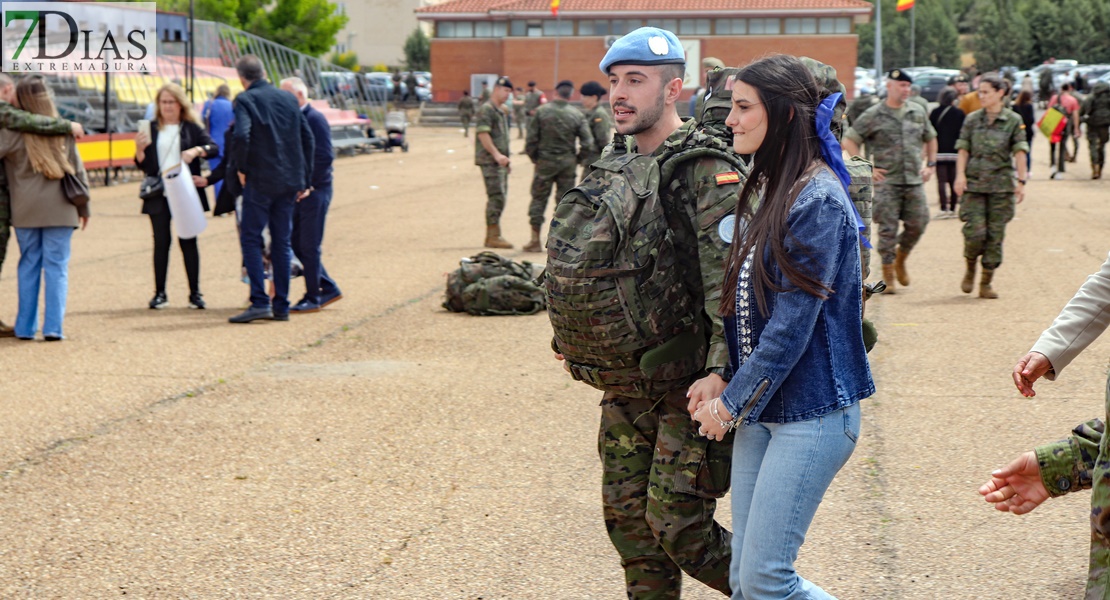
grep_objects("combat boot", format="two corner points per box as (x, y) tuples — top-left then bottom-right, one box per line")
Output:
(484, 224), (513, 249)
(1094, 164), (1102, 180)
(881, 264), (897, 294)
(522, 228), (543, 253)
(894, 248), (911, 286)
(961, 258), (976, 294)
(979, 268), (999, 299)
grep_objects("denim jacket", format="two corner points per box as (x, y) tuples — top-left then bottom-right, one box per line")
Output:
(720, 168), (874, 424)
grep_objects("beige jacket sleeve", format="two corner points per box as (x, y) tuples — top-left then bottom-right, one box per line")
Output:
(1031, 251), (1110, 380)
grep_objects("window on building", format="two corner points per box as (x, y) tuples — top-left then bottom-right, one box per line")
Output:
(611, 19), (642, 35)
(646, 19), (678, 32)
(543, 20), (573, 36)
(527, 22), (543, 37)
(784, 18), (816, 34)
(835, 17), (852, 33)
(455, 21), (474, 37)
(475, 21), (492, 37)
(748, 18), (780, 35)
(715, 18), (746, 35)
(510, 20), (527, 36)
(438, 21), (455, 37)
(579, 20), (611, 36)
(492, 21), (507, 36)
(679, 19), (710, 35)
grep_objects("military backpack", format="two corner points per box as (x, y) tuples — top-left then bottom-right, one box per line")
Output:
(443, 252), (546, 316)
(543, 133), (745, 398)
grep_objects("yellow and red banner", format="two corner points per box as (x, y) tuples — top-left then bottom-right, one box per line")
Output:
(550, 0), (560, 16)
(896, 0), (914, 11)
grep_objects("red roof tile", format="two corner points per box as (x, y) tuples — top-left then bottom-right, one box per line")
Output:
(418, 0), (871, 14)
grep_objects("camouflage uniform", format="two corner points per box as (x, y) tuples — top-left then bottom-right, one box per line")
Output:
(457, 95), (475, 137)
(0, 102), (73, 277)
(600, 119), (741, 599)
(578, 104), (613, 177)
(954, 108), (1029, 269)
(1082, 82), (1110, 172)
(474, 101), (511, 227)
(845, 102), (936, 265)
(846, 94), (880, 128)
(524, 99), (593, 230)
(523, 89), (546, 138)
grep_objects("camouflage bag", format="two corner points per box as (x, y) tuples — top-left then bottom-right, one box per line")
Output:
(543, 134), (742, 398)
(443, 252), (545, 316)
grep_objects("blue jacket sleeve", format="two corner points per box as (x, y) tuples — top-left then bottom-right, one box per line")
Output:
(719, 192), (850, 422)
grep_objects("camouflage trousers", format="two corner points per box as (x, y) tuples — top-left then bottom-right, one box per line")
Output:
(600, 388), (733, 599)
(959, 192), (1015, 270)
(872, 183), (929, 264)
(480, 164), (508, 226)
(461, 115), (472, 137)
(0, 187), (10, 277)
(1089, 125), (1110, 169)
(529, 159), (577, 229)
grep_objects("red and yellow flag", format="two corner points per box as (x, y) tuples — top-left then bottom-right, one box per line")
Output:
(896, 0), (914, 11)
(550, 0), (560, 16)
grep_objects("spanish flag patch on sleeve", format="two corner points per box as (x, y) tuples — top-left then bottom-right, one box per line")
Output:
(715, 172), (740, 186)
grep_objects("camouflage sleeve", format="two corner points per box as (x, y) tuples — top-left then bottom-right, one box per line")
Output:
(475, 105), (494, 134)
(844, 107), (875, 145)
(1035, 418), (1103, 497)
(592, 113), (612, 154)
(690, 157), (741, 372)
(525, 112), (540, 160)
(922, 106), (938, 141)
(0, 103), (72, 136)
(576, 113), (594, 157)
(1010, 116), (1030, 155)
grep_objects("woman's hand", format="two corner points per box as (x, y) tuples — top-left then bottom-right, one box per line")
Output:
(687, 373), (726, 416)
(954, 175), (967, 197)
(182, 147), (201, 165)
(135, 131), (150, 153)
(79, 215), (89, 231)
(192, 175), (208, 188)
(692, 397), (733, 441)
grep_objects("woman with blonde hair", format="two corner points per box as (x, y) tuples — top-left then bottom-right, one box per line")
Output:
(135, 83), (218, 310)
(0, 75), (88, 341)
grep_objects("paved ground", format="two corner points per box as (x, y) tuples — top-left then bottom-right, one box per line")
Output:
(0, 126), (1107, 598)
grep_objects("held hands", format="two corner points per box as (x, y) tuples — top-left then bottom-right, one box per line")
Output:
(691, 396), (733, 441)
(686, 373), (726, 416)
(920, 165), (935, 183)
(1012, 351), (1053, 397)
(979, 451), (1050, 515)
(192, 175), (208, 188)
(296, 189), (312, 202)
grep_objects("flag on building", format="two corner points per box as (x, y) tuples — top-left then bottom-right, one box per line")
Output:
(551, 0), (560, 16)
(896, 0), (914, 11)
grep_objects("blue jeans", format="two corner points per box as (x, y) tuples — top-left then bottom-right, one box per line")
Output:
(240, 186), (295, 314)
(292, 184), (340, 304)
(15, 227), (73, 339)
(729, 403), (860, 600)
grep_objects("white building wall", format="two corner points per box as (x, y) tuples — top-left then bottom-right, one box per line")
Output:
(333, 0), (440, 68)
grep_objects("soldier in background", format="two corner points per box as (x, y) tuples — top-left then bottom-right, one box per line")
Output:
(512, 87), (526, 139)
(521, 81), (547, 147)
(457, 90), (475, 137)
(1082, 80), (1110, 179)
(522, 80), (592, 253)
(0, 74), (84, 337)
(478, 81), (490, 103)
(474, 77), (514, 249)
(980, 248), (1110, 600)
(909, 84), (929, 112)
(576, 80), (612, 179)
(842, 69), (937, 295)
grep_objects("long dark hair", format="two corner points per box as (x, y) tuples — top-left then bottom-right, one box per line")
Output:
(720, 54), (832, 317)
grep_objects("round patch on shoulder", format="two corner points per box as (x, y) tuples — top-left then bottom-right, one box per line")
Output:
(718, 214), (736, 244)
(648, 36), (669, 56)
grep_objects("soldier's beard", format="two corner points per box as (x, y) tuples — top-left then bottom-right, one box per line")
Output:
(614, 95), (666, 136)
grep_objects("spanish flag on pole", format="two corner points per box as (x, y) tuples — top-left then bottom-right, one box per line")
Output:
(551, 0), (560, 16)
(896, 0), (914, 11)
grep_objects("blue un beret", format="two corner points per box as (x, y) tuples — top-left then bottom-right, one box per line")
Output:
(599, 27), (685, 74)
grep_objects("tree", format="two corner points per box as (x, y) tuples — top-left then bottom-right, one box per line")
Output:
(403, 28), (430, 72)
(329, 51), (360, 71)
(973, 0), (1031, 70)
(857, 0), (961, 69)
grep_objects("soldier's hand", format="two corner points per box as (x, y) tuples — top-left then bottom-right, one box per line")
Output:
(979, 451), (1050, 515)
(1012, 351), (1053, 397)
(872, 168), (888, 184)
(495, 153), (510, 168)
(954, 176), (967, 197)
(1015, 182), (1025, 204)
(686, 373), (726, 417)
(920, 165), (935, 182)
(554, 352), (571, 374)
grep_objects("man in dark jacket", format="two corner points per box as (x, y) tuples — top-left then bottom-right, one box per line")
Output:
(229, 54), (315, 324)
(280, 77), (343, 313)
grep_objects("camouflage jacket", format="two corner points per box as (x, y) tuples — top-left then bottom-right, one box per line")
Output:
(1082, 82), (1110, 128)
(955, 108), (1029, 193)
(845, 101), (936, 185)
(1036, 418), (1101, 497)
(846, 95), (880, 128)
(579, 104), (613, 167)
(474, 101), (509, 166)
(523, 90), (545, 116)
(625, 119), (744, 373)
(457, 96), (475, 118)
(525, 98), (593, 164)
(0, 101), (73, 189)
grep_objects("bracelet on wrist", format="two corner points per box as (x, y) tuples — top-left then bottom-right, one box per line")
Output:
(710, 397), (738, 432)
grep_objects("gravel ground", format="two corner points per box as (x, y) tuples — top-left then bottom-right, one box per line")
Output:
(0, 126), (1104, 599)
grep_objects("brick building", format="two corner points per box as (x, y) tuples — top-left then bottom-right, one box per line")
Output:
(416, 0), (872, 102)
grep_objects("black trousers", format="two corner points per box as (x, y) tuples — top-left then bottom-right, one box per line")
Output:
(936, 161), (958, 211)
(149, 211), (200, 294)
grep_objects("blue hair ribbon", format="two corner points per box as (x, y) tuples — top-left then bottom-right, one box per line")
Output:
(815, 92), (871, 249)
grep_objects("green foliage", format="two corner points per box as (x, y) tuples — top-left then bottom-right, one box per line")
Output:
(370, 63), (391, 73)
(857, 0), (961, 69)
(973, 0), (1031, 70)
(329, 51), (360, 71)
(403, 28), (430, 72)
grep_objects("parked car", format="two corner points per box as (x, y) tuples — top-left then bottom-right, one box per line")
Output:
(912, 72), (953, 102)
(320, 72), (358, 98)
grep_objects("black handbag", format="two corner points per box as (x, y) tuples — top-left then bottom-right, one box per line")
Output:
(139, 175), (163, 201)
(62, 172), (89, 207)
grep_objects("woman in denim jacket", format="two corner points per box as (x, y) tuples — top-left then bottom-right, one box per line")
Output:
(693, 55), (875, 600)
